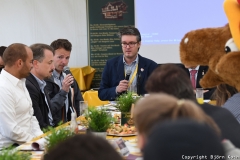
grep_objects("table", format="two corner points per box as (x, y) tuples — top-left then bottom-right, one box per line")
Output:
(70, 66), (96, 91)
(18, 118), (139, 160)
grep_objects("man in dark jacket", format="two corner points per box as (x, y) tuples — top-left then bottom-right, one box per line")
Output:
(45, 39), (83, 125)
(182, 64), (216, 99)
(26, 43), (55, 129)
(145, 63), (240, 148)
(98, 26), (158, 101)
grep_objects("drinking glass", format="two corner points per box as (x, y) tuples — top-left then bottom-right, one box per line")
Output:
(196, 88), (204, 104)
(79, 101), (88, 116)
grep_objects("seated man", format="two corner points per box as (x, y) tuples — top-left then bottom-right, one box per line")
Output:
(45, 39), (83, 124)
(98, 26), (158, 101)
(182, 64), (216, 99)
(0, 46), (7, 72)
(145, 64), (240, 148)
(26, 44), (55, 129)
(0, 43), (43, 149)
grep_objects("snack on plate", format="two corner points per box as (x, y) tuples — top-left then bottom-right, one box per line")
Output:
(112, 112), (121, 124)
(107, 124), (136, 135)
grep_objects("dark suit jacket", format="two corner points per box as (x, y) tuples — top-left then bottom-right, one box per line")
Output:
(180, 65), (216, 99)
(45, 75), (83, 125)
(26, 73), (51, 129)
(98, 54), (158, 101)
(200, 103), (240, 148)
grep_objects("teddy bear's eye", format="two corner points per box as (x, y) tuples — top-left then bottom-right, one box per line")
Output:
(225, 46), (231, 53)
(225, 38), (239, 53)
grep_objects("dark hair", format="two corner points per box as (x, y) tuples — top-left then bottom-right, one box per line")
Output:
(0, 46), (7, 57)
(144, 119), (224, 160)
(30, 43), (54, 62)
(3, 43), (28, 67)
(50, 39), (72, 51)
(44, 134), (122, 160)
(145, 64), (196, 101)
(119, 26), (141, 42)
(212, 84), (238, 106)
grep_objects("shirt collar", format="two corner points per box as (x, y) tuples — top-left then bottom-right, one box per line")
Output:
(32, 73), (46, 90)
(188, 65), (200, 71)
(1, 69), (25, 87)
(53, 70), (63, 79)
(123, 55), (139, 65)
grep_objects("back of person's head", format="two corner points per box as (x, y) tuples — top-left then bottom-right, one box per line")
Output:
(44, 134), (122, 160)
(145, 63), (196, 101)
(0, 46), (7, 71)
(3, 43), (28, 67)
(144, 119), (225, 160)
(0, 46), (7, 57)
(119, 26), (141, 42)
(134, 93), (220, 137)
(50, 39), (72, 51)
(212, 84), (238, 106)
(30, 43), (54, 62)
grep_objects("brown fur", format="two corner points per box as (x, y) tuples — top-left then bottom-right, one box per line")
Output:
(180, 24), (240, 91)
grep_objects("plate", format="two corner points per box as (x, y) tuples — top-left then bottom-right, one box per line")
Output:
(107, 133), (137, 137)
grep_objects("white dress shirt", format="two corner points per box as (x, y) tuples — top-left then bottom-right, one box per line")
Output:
(0, 69), (43, 149)
(188, 65), (200, 82)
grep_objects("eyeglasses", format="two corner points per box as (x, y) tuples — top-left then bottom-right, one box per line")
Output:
(121, 42), (138, 48)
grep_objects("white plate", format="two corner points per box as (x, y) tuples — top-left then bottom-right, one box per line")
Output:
(107, 133), (137, 137)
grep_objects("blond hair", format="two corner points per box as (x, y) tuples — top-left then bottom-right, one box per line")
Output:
(134, 93), (220, 137)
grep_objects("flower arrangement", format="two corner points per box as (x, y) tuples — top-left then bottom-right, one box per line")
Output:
(45, 127), (75, 152)
(116, 92), (139, 112)
(85, 107), (113, 132)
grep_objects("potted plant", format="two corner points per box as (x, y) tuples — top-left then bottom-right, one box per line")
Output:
(85, 107), (113, 138)
(116, 92), (140, 125)
(45, 127), (75, 152)
(0, 147), (31, 160)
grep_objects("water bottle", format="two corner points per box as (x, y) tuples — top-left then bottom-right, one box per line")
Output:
(70, 112), (78, 134)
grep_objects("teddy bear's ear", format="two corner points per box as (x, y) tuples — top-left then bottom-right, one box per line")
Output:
(224, 0), (240, 50)
(199, 69), (223, 88)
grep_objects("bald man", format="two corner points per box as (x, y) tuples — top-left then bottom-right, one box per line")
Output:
(0, 43), (43, 150)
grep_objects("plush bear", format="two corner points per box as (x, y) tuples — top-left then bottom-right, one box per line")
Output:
(179, 0), (240, 91)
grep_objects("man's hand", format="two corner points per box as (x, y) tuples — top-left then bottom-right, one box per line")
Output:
(116, 80), (129, 93)
(62, 74), (74, 92)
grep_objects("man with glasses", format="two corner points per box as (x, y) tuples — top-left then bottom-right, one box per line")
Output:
(0, 46), (7, 73)
(98, 26), (158, 101)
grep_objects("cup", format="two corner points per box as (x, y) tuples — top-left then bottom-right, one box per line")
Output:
(196, 88), (204, 104)
(79, 101), (88, 116)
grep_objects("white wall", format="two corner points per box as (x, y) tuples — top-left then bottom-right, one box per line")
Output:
(0, 0), (88, 67)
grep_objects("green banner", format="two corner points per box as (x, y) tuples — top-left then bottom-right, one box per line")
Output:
(87, 0), (135, 88)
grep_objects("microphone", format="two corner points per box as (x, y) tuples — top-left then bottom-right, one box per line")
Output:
(63, 66), (74, 88)
(125, 70), (132, 81)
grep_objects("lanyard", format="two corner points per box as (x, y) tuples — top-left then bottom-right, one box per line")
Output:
(125, 64), (138, 87)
